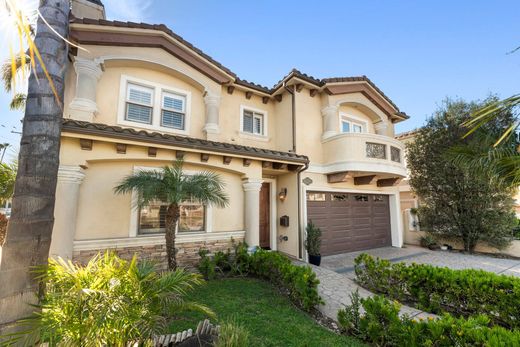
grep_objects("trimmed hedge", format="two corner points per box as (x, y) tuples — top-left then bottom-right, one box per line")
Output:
(197, 243), (323, 311)
(354, 253), (520, 328)
(338, 292), (520, 347)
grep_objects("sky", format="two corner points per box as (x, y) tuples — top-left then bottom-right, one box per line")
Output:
(0, 0), (519, 162)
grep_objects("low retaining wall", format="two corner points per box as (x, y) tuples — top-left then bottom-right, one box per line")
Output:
(73, 233), (244, 270)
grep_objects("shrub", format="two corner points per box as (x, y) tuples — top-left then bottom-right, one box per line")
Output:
(338, 294), (520, 346)
(4, 252), (212, 346)
(304, 220), (322, 256)
(197, 242), (322, 311)
(354, 253), (520, 328)
(419, 234), (437, 248)
(215, 318), (250, 347)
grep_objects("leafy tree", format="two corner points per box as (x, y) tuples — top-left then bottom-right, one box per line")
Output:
(4, 252), (213, 346)
(115, 160), (229, 270)
(0, 162), (17, 203)
(407, 98), (517, 252)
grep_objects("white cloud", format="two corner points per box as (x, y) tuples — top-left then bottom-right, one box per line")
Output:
(102, 0), (153, 23)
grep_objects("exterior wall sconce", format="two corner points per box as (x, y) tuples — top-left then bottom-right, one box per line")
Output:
(278, 188), (287, 202)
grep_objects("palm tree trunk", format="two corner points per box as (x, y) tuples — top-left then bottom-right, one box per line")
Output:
(0, 0), (69, 334)
(165, 204), (180, 270)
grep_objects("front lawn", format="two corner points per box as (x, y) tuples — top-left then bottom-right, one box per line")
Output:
(171, 277), (364, 347)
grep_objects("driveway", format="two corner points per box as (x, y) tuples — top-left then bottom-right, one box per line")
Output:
(321, 245), (520, 278)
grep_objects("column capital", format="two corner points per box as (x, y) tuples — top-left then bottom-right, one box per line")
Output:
(58, 165), (85, 184)
(204, 90), (221, 107)
(321, 105), (339, 117)
(242, 179), (263, 192)
(73, 58), (103, 80)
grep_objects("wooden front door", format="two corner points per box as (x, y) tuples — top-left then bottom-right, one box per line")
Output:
(259, 182), (271, 249)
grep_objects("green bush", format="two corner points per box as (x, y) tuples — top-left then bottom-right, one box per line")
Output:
(197, 243), (323, 311)
(4, 252), (212, 346)
(338, 293), (520, 346)
(354, 253), (520, 328)
(304, 220), (322, 256)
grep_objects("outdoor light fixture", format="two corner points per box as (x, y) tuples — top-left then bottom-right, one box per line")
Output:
(278, 188), (287, 202)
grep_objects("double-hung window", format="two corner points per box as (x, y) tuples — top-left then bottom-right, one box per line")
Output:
(242, 109), (264, 135)
(341, 116), (365, 133)
(126, 83), (154, 124)
(161, 92), (186, 130)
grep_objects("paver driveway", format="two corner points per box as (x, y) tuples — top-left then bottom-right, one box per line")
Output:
(321, 245), (520, 278)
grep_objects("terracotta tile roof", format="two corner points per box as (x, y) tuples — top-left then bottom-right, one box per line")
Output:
(395, 128), (420, 140)
(62, 119), (309, 164)
(69, 17), (407, 118)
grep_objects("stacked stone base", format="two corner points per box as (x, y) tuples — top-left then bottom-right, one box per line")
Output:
(73, 237), (243, 271)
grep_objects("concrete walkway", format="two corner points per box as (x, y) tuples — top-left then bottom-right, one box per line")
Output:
(321, 245), (520, 279)
(304, 263), (437, 322)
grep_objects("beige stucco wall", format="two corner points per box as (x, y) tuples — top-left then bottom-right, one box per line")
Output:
(275, 173), (300, 257)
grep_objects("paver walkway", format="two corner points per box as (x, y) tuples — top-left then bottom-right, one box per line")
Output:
(322, 245), (520, 278)
(300, 262), (437, 322)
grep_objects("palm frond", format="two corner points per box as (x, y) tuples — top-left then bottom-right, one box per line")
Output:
(181, 171), (230, 208)
(1, 54), (31, 93)
(114, 169), (166, 208)
(9, 92), (26, 110)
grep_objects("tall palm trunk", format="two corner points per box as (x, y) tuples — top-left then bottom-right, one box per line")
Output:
(165, 204), (180, 270)
(0, 0), (69, 334)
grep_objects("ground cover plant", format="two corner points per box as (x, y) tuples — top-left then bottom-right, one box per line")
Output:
(337, 292), (520, 347)
(197, 241), (322, 311)
(173, 277), (365, 347)
(354, 253), (520, 329)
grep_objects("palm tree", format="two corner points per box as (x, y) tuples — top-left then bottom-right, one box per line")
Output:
(1, 53), (31, 110)
(0, 0), (70, 334)
(114, 160), (229, 270)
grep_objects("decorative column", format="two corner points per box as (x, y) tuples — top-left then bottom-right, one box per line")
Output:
(69, 58), (103, 122)
(374, 120), (388, 136)
(203, 90), (221, 141)
(49, 166), (85, 260)
(321, 105), (339, 140)
(242, 179), (263, 248)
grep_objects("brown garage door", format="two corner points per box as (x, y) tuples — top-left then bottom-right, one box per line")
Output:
(306, 191), (391, 256)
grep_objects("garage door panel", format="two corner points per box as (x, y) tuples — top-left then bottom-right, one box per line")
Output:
(307, 191), (392, 256)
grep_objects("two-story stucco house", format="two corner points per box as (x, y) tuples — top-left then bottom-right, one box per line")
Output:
(50, 0), (409, 268)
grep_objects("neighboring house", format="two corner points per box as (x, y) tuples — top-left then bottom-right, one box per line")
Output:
(396, 130), (520, 255)
(50, 0), (409, 268)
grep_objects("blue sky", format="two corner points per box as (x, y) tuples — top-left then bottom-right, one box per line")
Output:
(0, 0), (519, 162)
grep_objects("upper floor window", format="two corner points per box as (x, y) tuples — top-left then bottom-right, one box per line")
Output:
(242, 108), (265, 136)
(161, 92), (186, 130)
(118, 75), (191, 135)
(126, 83), (154, 124)
(341, 115), (365, 134)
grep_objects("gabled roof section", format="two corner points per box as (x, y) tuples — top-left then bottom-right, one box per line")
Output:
(69, 17), (408, 120)
(62, 119), (309, 164)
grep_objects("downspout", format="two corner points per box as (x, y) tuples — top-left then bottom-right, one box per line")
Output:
(283, 81), (307, 259)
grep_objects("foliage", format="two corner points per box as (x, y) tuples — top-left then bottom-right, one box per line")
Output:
(3, 252), (212, 346)
(514, 219), (520, 240)
(0, 162), (16, 202)
(354, 253), (520, 328)
(304, 220), (322, 256)
(418, 234), (437, 248)
(337, 293), (520, 347)
(114, 160), (229, 270)
(214, 318), (250, 347)
(172, 278), (364, 347)
(197, 242), (323, 311)
(0, 213), (7, 245)
(407, 98), (518, 252)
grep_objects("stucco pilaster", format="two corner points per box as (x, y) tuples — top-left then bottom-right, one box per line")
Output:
(49, 165), (85, 259)
(203, 90), (221, 141)
(374, 120), (388, 136)
(242, 178), (263, 248)
(69, 58), (103, 122)
(321, 105), (339, 140)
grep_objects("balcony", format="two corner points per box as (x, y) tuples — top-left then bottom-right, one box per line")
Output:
(320, 133), (407, 181)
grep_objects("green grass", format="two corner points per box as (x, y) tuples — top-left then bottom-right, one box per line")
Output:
(170, 277), (364, 347)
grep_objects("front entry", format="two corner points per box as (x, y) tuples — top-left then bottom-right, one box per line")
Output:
(259, 182), (271, 249)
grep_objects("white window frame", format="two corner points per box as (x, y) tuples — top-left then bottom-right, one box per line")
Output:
(118, 75), (191, 135)
(128, 166), (213, 237)
(125, 83), (154, 124)
(239, 105), (269, 140)
(160, 91), (186, 130)
(339, 113), (368, 134)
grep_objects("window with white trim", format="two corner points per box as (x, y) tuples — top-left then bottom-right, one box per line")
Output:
(242, 109), (264, 135)
(138, 199), (205, 234)
(126, 83), (154, 124)
(341, 117), (365, 133)
(161, 92), (186, 130)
